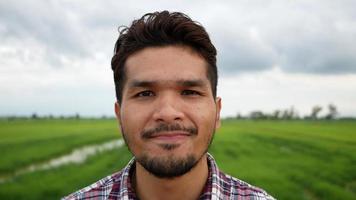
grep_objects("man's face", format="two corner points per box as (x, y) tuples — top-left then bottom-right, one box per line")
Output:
(115, 45), (221, 178)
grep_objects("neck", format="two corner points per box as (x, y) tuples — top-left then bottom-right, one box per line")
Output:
(133, 154), (209, 200)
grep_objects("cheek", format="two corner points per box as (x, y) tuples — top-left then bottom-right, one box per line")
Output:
(120, 106), (143, 140)
(120, 104), (153, 147)
(188, 101), (217, 142)
(193, 102), (217, 125)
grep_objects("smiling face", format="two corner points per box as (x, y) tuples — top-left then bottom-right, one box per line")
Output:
(115, 45), (221, 178)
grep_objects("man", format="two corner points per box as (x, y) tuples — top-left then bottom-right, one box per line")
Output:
(64, 11), (274, 200)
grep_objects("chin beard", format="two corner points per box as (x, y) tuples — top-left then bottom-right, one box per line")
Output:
(120, 123), (216, 179)
(136, 154), (200, 179)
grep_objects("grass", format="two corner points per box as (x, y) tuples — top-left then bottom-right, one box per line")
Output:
(0, 147), (132, 200)
(0, 119), (120, 175)
(0, 119), (355, 199)
(210, 120), (356, 200)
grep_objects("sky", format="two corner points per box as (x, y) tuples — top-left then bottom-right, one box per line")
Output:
(1, 0), (356, 118)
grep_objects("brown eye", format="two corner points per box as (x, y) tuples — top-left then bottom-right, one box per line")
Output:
(181, 90), (200, 96)
(136, 91), (155, 97)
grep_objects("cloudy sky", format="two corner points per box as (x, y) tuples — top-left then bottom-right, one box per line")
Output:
(1, 0), (356, 118)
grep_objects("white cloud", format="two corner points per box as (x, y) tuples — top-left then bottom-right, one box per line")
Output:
(0, 0), (356, 116)
(219, 69), (356, 117)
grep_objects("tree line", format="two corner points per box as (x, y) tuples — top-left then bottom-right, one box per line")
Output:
(1, 103), (353, 121)
(237, 104), (339, 120)
(2, 113), (115, 121)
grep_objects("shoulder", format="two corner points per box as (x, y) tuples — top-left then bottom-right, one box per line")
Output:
(206, 153), (275, 200)
(62, 170), (124, 200)
(217, 171), (275, 200)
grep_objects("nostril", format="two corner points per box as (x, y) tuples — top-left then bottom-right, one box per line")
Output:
(174, 116), (182, 121)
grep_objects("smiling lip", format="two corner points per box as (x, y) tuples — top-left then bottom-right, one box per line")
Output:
(148, 131), (191, 141)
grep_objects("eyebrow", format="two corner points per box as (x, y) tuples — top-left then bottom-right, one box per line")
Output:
(177, 79), (205, 87)
(129, 79), (206, 88)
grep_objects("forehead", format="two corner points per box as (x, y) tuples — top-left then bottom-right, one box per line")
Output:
(124, 45), (209, 84)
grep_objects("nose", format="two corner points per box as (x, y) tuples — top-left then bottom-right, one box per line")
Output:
(152, 94), (184, 123)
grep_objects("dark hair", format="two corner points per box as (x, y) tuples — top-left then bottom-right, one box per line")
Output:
(111, 11), (217, 104)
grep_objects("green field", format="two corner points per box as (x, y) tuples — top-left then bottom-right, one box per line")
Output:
(0, 119), (355, 199)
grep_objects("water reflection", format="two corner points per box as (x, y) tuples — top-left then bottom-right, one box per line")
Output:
(0, 139), (124, 184)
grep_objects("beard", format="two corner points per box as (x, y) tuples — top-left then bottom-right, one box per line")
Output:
(121, 123), (215, 179)
(136, 153), (198, 179)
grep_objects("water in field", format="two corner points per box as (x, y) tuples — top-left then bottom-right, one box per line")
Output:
(0, 139), (124, 184)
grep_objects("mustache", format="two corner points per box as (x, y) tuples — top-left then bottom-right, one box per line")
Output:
(141, 123), (198, 139)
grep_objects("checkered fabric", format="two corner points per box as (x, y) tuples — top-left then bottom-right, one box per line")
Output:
(63, 153), (275, 200)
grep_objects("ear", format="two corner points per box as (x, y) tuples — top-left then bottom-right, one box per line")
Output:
(215, 97), (222, 128)
(114, 102), (122, 125)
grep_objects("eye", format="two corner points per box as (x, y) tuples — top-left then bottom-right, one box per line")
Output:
(135, 90), (155, 97)
(181, 90), (200, 96)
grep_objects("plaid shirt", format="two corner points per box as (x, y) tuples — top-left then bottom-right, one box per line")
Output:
(63, 153), (275, 200)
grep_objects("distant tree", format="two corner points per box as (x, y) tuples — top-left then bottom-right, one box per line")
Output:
(325, 104), (338, 120)
(290, 106), (296, 119)
(281, 107), (296, 120)
(288, 106), (300, 119)
(310, 105), (322, 120)
(7, 116), (16, 121)
(31, 113), (38, 120)
(303, 115), (312, 120)
(75, 113), (80, 120)
(281, 109), (291, 120)
(236, 113), (242, 119)
(249, 111), (265, 119)
(272, 110), (280, 119)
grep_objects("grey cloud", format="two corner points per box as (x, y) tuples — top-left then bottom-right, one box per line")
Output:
(0, 0), (148, 68)
(0, 0), (90, 66)
(1, 0), (356, 74)
(206, 0), (356, 75)
(273, 24), (356, 74)
(277, 43), (356, 74)
(214, 32), (277, 74)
